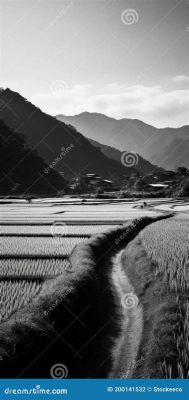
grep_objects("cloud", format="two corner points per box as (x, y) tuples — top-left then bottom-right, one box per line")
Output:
(31, 82), (189, 128)
(173, 75), (189, 83)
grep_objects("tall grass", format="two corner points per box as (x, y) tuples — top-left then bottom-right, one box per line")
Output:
(0, 237), (86, 256)
(140, 218), (189, 378)
(0, 215), (168, 378)
(0, 258), (70, 278)
(120, 216), (188, 378)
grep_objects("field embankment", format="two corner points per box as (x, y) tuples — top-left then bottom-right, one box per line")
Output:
(0, 214), (175, 378)
(119, 217), (189, 378)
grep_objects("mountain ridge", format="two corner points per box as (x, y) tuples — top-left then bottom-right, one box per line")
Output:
(57, 112), (189, 170)
(0, 88), (148, 182)
(0, 119), (67, 196)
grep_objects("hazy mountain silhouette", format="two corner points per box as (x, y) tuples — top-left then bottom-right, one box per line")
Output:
(88, 138), (160, 174)
(57, 112), (189, 170)
(0, 120), (67, 196)
(0, 88), (152, 181)
(151, 138), (189, 170)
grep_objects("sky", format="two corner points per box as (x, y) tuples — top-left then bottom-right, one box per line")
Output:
(1, 0), (189, 127)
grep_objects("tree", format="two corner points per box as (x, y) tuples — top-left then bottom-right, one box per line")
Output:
(134, 177), (144, 191)
(176, 167), (189, 177)
(182, 178), (189, 196)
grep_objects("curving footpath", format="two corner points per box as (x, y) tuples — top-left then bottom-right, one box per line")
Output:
(0, 214), (172, 378)
(109, 250), (143, 378)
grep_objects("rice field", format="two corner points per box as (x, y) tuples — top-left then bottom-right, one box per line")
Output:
(0, 258), (70, 278)
(140, 217), (189, 378)
(140, 218), (189, 290)
(0, 224), (118, 236)
(0, 280), (42, 323)
(0, 201), (124, 323)
(0, 198), (188, 377)
(0, 236), (87, 256)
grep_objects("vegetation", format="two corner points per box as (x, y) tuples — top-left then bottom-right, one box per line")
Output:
(140, 218), (188, 378)
(141, 218), (188, 290)
(0, 216), (167, 378)
(120, 217), (188, 378)
(0, 258), (70, 278)
(0, 280), (42, 323)
(170, 177), (189, 197)
(0, 225), (117, 236)
(0, 212), (187, 379)
(0, 120), (67, 196)
(0, 236), (87, 256)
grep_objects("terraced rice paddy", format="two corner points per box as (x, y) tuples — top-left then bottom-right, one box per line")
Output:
(0, 200), (127, 323)
(0, 198), (188, 378)
(1, 236), (87, 256)
(0, 258), (70, 278)
(0, 280), (42, 323)
(140, 218), (189, 290)
(0, 201), (161, 224)
(0, 225), (118, 236)
(140, 217), (189, 378)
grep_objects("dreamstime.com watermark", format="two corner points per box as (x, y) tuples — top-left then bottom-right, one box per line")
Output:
(44, 144), (74, 174)
(121, 151), (139, 168)
(50, 363), (68, 379)
(50, 222), (69, 237)
(121, 9), (139, 25)
(4, 385), (67, 395)
(114, 220), (139, 245)
(121, 292), (139, 309)
(121, 356), (145, 378)
(51, 80), (68, 95)
(44, 288), (73, 317)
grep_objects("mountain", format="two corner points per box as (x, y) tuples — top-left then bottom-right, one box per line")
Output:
(56, 112), (189, 170)
(0, 120), (67, 196)
(0, 88), (151, 182)
(89, 138), (159, 174)
(153, 138), (189, 170)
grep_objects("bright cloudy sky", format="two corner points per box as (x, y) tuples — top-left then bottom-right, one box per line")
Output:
(1, 0), (189, 127)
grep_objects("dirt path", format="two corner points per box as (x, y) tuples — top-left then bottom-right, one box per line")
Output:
(109, 250), (143, 378)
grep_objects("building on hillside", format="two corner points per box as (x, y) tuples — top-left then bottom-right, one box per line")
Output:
(70, 173), (116, 192)
(162, 180), (175, 186)
(145, 183), (169, 192)
(98, 179), (113, 191)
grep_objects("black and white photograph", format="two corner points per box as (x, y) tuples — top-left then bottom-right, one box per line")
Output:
(0, 0), (189, 388)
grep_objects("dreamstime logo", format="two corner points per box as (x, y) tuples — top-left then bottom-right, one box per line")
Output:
(121, 9), (139, 25)
(51, 80), (68, 95)
(121, 292), (139, 309)
(44, 287), (73, 317)
(114, 220), (139, 245)
(121, 356), (145, 378)
(44, 143), (74, 174)
(50, 363), (68, 379)
(121, 151), (138, 167)
(50, 222), (68, 237)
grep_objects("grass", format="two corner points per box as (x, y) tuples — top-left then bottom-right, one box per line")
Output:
(0, 258), (70, 278)
(0, 280), (42, 323)
(120, 216), (188, 378)
(0, 237), (87, 256)
(140, 218), (188, 291)
(140, 218), (188, 378)
(0, 225), (119, 236)
(0, 215), (170, 378)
